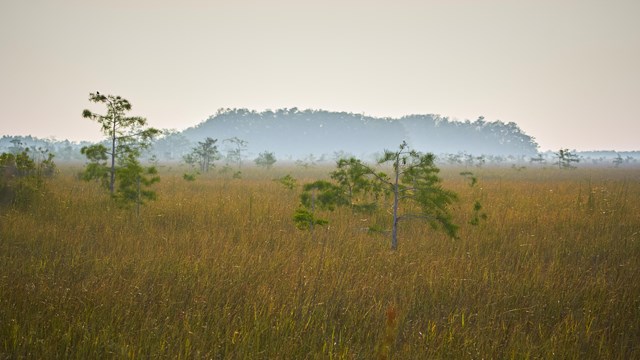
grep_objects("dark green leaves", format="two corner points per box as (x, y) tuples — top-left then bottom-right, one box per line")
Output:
(275, 174), (297, 190)
(292, 142), (461, 248)
(293, 206), (328, 230)
(300, 180), (347, 211)
(113, 153), (160, 208)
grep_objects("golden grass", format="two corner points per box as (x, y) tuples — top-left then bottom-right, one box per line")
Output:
(1, 166), (639, 358)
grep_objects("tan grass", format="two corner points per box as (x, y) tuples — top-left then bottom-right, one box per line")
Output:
(1, 166), (639, 358)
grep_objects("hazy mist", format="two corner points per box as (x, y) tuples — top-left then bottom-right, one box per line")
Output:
(1, 0), (639, 151)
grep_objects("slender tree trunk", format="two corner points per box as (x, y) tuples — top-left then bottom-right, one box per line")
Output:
(391, 157), (400, 250)
(110, 117), (116, 195)
(136, 175), (141, 216)
(310, 189), (316, 235)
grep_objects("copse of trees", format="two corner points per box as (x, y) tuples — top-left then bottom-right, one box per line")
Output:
(0, 146), (56, 208)
(255, 151), (277, 169)
(184, 137), (220, 173)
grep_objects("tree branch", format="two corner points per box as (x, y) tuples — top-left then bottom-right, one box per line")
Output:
(397, 213), (436, 222)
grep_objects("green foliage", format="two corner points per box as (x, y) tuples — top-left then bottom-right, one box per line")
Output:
(80, 144), (109, 188)
(81, 144), (159, 209)
(183, 173), (197, 181)
(300, 181), (346, 211)
(460, 171), (477, 187)
(82, 93), (160, 159)
(112, 152), (160, 209)
(275, 174), (297, 190)
(374, 141), (459, 248)
(292, 206), (328, 230)
(461, 171), (487, 226)
(294, 158), (385, 223)
(184, 137), (220, 173)
(294, 180), (344, 231)
(80, 92), (160, 209)
(254, 151), (277, 169)
(1, 151), (34, 177)
(0, 149), (56, 208)
(330, 157), (385, 213)
(469, 200), (488, 226)
(292, 142), (459, 248)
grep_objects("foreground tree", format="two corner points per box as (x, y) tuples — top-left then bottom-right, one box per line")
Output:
(114, 151), (160, 213)
(330, 157), (385, 213)
(375, 141), (458, 249)
(296, 142), (458, 250)
(81, 92), (161, 207)
(295, 158), (384, 231)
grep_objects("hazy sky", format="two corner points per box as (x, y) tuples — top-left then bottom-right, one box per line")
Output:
(1, 0), (638, 151)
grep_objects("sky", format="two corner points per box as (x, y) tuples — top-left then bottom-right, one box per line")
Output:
(1, 0), (639, 151)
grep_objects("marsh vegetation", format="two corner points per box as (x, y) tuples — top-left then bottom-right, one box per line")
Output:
(1, 166), (639, 358)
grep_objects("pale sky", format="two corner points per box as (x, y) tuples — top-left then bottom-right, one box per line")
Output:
(1, 0), (638, 151)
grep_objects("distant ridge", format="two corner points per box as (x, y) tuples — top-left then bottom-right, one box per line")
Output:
(178, 108), (540, 159)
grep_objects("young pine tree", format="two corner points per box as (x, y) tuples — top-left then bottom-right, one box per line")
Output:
(80, 92), (160, 208)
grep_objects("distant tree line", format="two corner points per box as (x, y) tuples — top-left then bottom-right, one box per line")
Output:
(177, 109), (540, 158)
(0, 135), (90, 162)
(3, 108), (640, 167)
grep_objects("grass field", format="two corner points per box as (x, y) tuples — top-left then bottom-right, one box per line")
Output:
(1, 165), (639, 358)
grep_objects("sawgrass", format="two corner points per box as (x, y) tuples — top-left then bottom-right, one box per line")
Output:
(1, 166), (639, 358)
